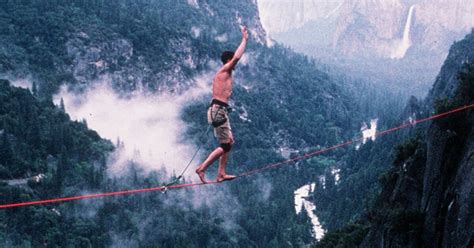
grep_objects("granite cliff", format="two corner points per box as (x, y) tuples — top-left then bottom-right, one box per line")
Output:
(360, 31), (474, 248)
(258, 0), (474, 59)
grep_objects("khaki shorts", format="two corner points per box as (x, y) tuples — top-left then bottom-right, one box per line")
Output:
(208, 104), (232, 144)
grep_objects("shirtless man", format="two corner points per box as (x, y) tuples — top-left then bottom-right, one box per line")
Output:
(196, 26), (249, 183)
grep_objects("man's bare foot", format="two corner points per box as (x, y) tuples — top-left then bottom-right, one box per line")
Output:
(217, 174), (236, 183)
(196, 169), (208, 184)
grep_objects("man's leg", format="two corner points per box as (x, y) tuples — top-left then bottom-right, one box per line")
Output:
(196, 147), (225, 183)
(216, 143), (236, 182)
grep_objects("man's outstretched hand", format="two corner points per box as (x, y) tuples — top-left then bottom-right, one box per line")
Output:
(241, 26), (249, 40)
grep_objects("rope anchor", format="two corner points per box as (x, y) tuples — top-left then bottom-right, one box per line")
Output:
(161, 176), (183, 194)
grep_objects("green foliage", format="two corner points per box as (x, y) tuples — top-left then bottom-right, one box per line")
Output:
(0, 81), (113, 246)
(313, 135), (398, 231)
(456, 63), (474, 104)
(313, 222), (369, 248)
(392, 137), (421, 166)
(1, 0), (339, 244)
(434, 63), (474, 114)
(384, 209), (424, 235)
(434, 64), (474, 134)
(0, 79), (112, 180)
(0, 0), (385, 246)
(0, 0), (263, 96)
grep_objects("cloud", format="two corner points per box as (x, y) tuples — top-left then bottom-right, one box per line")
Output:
(253, 175), (272, 201)
(10, 78), (32, 90)
(191, 26), (202, 38)
(163, 183), (242, 232)
(1, 74), (34, 91)
(54, 72), (214, 178)
(215, 33), (228, 43)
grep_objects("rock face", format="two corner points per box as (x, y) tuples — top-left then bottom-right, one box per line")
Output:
(257, 0), (345, 34)
(258, 0), (474, 59)
(333, 0), (405, 58)
(426, 31), (474, 105)
(360, 31), (474, 248)
(421, 117), (473, 247)
(416, 0), (474, 50)
(64, 31), (190, 94)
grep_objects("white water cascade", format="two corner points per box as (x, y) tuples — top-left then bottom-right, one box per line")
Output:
(391, 5), (416, 59)
(294, 183), (326, 241)
(356, 118), (378, 150)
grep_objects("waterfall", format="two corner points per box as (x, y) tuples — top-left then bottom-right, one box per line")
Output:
(391, 5), (416, 59)
(356, 118), (378, 150)
(294, 183), (326, 241)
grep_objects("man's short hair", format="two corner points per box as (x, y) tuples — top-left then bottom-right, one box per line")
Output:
(221, 51), (235, 64)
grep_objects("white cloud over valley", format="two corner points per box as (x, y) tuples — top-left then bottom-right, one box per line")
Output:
(54, 73), (213, 178)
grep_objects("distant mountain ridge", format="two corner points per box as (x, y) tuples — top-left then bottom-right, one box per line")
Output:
(258, 0), (474, 59)
(257, 0), (474, 98)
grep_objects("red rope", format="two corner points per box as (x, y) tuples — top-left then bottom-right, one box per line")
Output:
(0, 182), (219, 209)
(237, 103), (474, 177)
(1, 103), (473, 209)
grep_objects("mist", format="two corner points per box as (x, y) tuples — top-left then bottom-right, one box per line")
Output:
(53, 73), (214, 179)
(51, 70), (250, 245)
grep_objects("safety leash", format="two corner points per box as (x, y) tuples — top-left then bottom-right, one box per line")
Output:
(162, 104), (224, 192)
(162, 124), (212, 192)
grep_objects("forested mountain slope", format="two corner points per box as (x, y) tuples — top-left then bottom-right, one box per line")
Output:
(0, 0), (267, 97)
(0, 80), (114, 246)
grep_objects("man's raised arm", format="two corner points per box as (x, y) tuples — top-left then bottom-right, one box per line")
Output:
(223, 26), (249, 71)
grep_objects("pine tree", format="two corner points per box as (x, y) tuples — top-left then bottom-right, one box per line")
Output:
(59, 97), (65, 112)
(0, 132), (14, 167)
(32, 81), (38, 97)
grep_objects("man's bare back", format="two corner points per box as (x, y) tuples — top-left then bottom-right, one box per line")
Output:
(212, 68), (233, 104)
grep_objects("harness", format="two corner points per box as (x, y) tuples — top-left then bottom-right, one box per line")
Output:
(209, 99), (231, 128)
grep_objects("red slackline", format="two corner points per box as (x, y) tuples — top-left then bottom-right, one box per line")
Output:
(1, 103), (473, 209)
